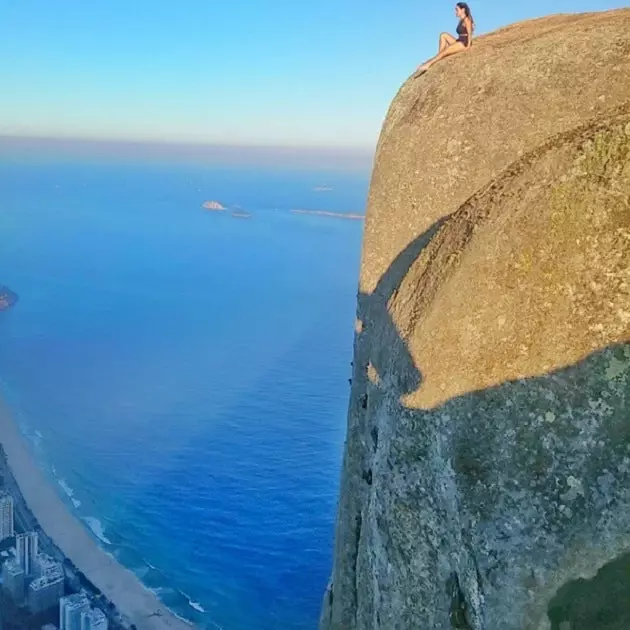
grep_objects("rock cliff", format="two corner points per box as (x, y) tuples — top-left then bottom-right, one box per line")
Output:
(0, 285), (18, 311)
(321, 9), (630, 630)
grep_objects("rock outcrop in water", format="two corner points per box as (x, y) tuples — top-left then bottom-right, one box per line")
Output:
(0, 286), (18, 311)
(202, 200), (225, 210)
(321, 9), (630, 630)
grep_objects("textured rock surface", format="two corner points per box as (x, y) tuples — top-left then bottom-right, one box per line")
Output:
(321, 9), (630, 630)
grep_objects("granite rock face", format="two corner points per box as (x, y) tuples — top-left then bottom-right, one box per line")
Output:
(321, 9), (630, 630)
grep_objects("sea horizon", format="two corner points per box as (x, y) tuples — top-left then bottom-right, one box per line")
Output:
(0, 154), (368, 629)
(0, 135), (375, 173)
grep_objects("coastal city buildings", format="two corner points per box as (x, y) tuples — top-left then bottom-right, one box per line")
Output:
(16, 531), (39, 576)
(0, 493), (14, 541)
(80, 607), (108, 630)
(2, 558), (26, 602)
(0, 487), (114, 630)
(36, 552), (63, 578)
(1, 529), (66, 615)
(60, 593), (90, 630)
(28, 559), (65, 615)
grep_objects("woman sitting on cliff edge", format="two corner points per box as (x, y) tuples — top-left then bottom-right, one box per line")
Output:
(416, 3), (474, 74)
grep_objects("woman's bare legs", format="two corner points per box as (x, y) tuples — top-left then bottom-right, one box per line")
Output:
(416, 39), (465, 74)
(439, 32), (456, 52)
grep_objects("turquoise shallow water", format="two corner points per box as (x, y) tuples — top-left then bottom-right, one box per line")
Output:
(0, 155), (367, 629)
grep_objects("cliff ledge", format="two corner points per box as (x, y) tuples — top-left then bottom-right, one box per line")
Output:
(321, 8), (630, 630)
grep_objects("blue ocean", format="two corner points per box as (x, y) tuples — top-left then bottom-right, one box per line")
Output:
(0, 152), (368, 630)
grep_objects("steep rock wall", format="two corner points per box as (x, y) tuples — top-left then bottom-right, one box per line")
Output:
(321, 8), (630, 630)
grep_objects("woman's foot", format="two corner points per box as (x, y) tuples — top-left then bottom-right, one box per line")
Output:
(415, 62), (430, 75)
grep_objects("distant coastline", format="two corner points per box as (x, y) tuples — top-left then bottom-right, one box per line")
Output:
(290, 209), (364, 220)
(0, 397), (194, 630)
(0, 285), (18, 311)
(200, 203), (365, 221)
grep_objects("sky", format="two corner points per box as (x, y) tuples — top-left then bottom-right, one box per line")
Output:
(0, 0), (626, 150)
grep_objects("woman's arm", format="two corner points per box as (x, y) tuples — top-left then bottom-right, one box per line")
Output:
(465, 17), (473, 48)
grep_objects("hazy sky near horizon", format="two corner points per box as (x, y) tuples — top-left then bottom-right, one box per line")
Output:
(0, 0), (626, 149)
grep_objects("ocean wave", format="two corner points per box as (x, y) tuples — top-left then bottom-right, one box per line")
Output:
(146, 582), (206, 625)
(168, 608), (196, 627)
(83, 516), (112, 545)
(149, 586), (200, 625)
(58, 478), (82, 508)
(132, 557), (158, 576)
(189, 601), (205, 613)
(182, 592), (206, 613)
(133, 564), (151, 579)
(26, 429), (42, 448)
(149, 586), (176, 597)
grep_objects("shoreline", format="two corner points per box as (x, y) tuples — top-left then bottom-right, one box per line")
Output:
(0, 396), (195, 630)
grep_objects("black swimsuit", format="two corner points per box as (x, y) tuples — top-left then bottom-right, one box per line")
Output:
(456, 20), (470, 45)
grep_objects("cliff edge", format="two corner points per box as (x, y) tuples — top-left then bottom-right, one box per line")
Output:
(321, 9), (630, 630)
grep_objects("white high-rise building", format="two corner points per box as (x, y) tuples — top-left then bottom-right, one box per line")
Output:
(80, 608), (108, 630)
(27, 563), (65, 615)
(0, 493), (14, 541)
(36, 553), (62, 578)
(59, 593), (89, 630)
(16, 531), (39, 576)
(1, 558), (25, 602)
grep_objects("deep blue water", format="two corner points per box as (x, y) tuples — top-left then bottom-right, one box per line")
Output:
(0, 154), (367, 630)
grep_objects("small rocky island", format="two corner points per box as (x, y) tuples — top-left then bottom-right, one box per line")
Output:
(0, 285), (18, 311)
(202, 200), (225, 211)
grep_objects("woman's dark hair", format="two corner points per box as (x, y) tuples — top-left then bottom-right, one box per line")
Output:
(456, 2), (474, 27)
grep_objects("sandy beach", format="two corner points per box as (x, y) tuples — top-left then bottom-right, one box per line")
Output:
(0, 397), (194, 630)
